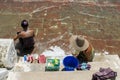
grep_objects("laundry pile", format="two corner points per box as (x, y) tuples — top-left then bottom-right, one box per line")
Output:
(0, 39), (17, 69)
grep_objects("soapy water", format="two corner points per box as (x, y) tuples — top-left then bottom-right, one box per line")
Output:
(42, 46), (67, 57)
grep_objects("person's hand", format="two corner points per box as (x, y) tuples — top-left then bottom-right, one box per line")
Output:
(72, 53), (78, 57)
(17, 31), (21, 34)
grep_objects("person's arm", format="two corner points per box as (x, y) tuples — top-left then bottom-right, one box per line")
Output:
(14, 32), (22, 41)
(14, 35), (19, 41)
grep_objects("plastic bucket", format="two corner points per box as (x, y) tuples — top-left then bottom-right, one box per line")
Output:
(63, 56), (79, 71)
(64, 67), (74, 71)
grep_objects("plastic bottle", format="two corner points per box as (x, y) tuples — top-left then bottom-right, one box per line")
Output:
(27, 55), (33, 63)
(23, 55), (27, 63)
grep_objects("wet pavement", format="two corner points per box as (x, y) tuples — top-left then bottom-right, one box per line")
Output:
(0, 1), (120, 56)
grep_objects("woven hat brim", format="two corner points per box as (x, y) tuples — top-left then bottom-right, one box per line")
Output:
(70, 35), (89, 51)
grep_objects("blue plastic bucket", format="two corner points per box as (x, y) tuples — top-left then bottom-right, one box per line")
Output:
(63, 56), (79, 71)
(64, 67), (74, 71)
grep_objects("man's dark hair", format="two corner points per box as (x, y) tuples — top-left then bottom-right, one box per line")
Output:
(21, 20), (29, 28)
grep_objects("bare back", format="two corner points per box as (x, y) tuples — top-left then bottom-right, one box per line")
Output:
(19, 29), (34, 38)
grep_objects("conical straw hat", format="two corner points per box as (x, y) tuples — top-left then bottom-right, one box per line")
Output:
(69, 35), (89, 51)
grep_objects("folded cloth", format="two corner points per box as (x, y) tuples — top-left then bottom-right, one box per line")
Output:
(76, 62), (91, 70)
(92, 67), (117, 80)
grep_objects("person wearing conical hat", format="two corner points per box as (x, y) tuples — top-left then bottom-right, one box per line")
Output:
(69, 35), (94, 63)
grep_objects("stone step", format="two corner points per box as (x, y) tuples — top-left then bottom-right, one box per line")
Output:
(7, 69), (120, 80)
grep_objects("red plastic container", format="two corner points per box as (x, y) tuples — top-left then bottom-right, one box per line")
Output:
(38, 55), (46, 63)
